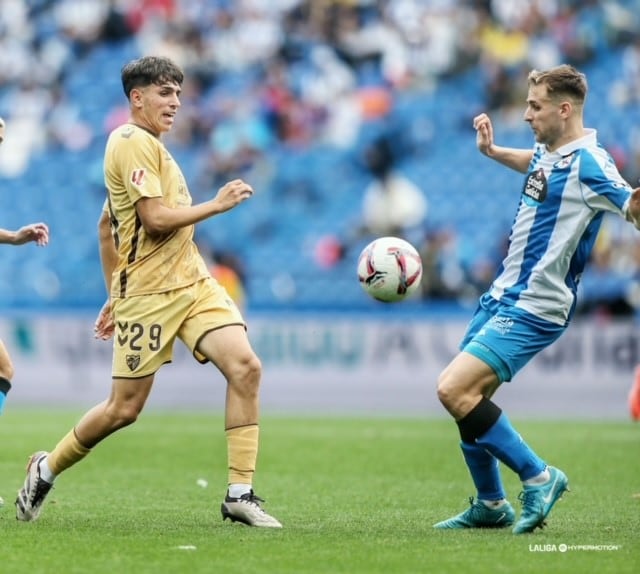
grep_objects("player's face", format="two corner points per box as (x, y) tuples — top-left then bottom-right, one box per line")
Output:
(523, 84), (564, 150)
(133, 82), (181, 136)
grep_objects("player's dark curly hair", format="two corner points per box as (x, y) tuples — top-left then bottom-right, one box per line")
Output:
(121, 56), (184, 100)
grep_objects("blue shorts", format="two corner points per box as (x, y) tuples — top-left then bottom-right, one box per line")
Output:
(460, 293), (566, 383)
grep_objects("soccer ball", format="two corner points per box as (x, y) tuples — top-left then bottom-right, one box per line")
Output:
(357, 236), (423, 302)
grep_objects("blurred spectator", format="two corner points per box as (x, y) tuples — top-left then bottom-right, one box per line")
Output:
(45, 85), (93, 151)
(358, 134), (428, 238)
(610, 33), (640, 107)
(299, 45), (360, 148)
(329, 2), (410, 88)
(99, 0), (137, 44)
(208, 249), (248, 312)
(312, 132), (427, 270)
(197, 90), (274, 189)
(576, 213), (640, 317)
(0, 78), (52, 177)
(53, 0), (110, 57)
(418, 227), (466, 301)
(549, 0), (597, 66)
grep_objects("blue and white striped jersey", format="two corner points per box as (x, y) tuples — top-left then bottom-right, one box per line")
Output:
(490, 129), (634, 325)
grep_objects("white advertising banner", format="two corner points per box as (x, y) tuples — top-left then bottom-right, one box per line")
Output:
(1, 314), (636, 418)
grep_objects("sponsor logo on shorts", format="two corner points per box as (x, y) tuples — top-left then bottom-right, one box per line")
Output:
(488, 316), (514, 335)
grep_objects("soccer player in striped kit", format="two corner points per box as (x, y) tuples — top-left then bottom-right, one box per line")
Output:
(434, 65), (640, 534)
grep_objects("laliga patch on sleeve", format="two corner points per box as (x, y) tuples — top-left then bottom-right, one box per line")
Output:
(131, 168), (146, 186)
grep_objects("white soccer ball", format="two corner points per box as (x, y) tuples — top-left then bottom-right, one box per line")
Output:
(357, 236), (423, 302)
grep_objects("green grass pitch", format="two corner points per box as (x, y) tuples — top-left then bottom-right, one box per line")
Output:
(1, 410), (638, 574)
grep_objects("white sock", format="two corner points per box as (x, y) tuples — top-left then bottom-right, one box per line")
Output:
(38, 457), (56, 484)
(480, 498), (507, 509)
(523, 466), (550, 486)
(228, 483), (251, 498)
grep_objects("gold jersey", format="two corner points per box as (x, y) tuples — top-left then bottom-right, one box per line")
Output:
(104, 123), (210, 298)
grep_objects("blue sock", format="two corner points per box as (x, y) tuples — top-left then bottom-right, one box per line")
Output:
(475, 413), (546, 481)
(460, 441), (505, 500)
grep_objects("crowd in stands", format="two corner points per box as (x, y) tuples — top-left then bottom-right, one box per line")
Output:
(1, 0), (640, 316)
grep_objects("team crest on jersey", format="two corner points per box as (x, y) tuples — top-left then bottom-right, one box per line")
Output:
(522, 168), (547, 207)
(126, 354), (141, 371)
(131, 169), (146, 186)
(553, 153), (574, 169)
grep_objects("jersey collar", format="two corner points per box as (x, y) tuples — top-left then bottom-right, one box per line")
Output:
(553, 128), (597, 156)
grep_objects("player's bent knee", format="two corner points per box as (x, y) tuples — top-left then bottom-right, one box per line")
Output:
(436, 370), (466, 411)
(234, 354), (262, 381)
(0, 362), (14, 382)
(436, 380), (455, 408)
(226, 355), (262, 396)
(436, 369), (452, 396)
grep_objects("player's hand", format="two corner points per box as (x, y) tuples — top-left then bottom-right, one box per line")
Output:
(473, 113), (495, 157)
(94, 299), (115, 340)
(212, 179), (254, 213)
(14, 222), (49, 246)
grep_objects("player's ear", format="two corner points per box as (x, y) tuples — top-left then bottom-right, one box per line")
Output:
(558, 100), (572, 119)
(130, 88), (144, 109)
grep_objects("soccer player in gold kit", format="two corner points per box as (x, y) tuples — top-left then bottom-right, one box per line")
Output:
(0, 116), (49, 417)
(15, 57), (281, 527)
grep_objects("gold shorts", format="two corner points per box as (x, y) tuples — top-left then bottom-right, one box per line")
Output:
(111, 277), (245, 378)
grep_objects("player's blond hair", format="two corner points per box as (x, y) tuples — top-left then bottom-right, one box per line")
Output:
(527, 65), (587, 105)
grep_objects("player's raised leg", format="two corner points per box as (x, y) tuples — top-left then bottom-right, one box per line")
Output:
(16, 375), (154, 521)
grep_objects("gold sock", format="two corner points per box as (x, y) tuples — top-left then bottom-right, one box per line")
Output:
(47, 429), (91, 475)
(226, 424), (259, 485)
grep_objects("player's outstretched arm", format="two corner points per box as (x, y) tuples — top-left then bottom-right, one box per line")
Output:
(473, 113), (533, 174)
(0, 223), (49, 246)
(135, 178), (254, 236)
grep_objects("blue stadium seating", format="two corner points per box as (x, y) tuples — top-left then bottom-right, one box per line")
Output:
(0, 36), (635, 313)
